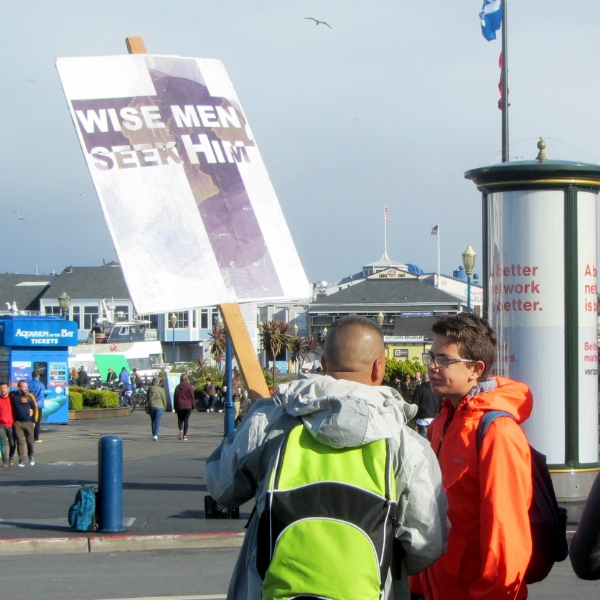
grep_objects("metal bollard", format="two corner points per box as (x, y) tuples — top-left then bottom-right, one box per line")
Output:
(98, 435), (123, 532)
(224, 334), (235, 436)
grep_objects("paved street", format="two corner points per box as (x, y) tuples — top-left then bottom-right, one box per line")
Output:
(0, 410), (252, 538)
(0, 546), (599, 600)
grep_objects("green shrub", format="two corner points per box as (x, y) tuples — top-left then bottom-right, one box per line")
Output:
(69, 392), (83, 410)
(385, 357), (425, 381)
(82, 390), (119, 408)
(98, 391), (119, 408)
(69, 386), (87, 394)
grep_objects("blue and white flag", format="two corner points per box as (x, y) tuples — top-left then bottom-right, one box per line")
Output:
(480, 0), (503, 41)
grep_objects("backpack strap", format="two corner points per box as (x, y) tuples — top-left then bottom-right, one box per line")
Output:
(476, 410), (515, 452)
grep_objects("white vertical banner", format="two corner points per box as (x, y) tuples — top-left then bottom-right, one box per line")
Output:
(488, 190), (565, 464)
(577, 192), (599, 463)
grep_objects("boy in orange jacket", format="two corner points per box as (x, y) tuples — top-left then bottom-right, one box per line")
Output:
(414, 313), (533, 600)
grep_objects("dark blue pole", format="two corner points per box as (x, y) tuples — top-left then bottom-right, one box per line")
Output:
(172, 327), (176, 365)
(467, 275), (472, 313)
(98, 435), (123, 532)
(224, 334), (235, 436)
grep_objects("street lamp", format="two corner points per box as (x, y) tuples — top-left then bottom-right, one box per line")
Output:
(292, 323), (299, 336)
(57, 293), (71, 319)
(170, 313), (178, 364)
(462, 245), (477, 314)
(377, 311), (385, 327)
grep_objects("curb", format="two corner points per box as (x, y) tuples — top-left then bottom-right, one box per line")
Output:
(0, 536), (88, 555)
(0, 532), (244, 556)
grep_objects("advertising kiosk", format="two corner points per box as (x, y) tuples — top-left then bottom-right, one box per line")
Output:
(465, 144), (600, 499)
(0, 315), (78, 424)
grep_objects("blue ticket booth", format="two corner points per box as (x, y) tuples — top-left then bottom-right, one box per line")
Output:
(0, 315), (78, 424)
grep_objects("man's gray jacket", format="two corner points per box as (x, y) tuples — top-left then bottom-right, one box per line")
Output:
(206, 375), (449, 599)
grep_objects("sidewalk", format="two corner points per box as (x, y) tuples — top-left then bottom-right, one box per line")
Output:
(0, 410), (252, 554)
(0, 409), (588, 556)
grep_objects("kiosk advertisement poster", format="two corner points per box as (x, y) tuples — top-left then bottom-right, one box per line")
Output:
(10, 359), (70, 424)
(577, 192), (599, 463)
(56, 55), (311, 314)
(487, 190), (597, 465)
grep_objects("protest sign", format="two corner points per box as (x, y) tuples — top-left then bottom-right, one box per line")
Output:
(56, 54), (311, 314)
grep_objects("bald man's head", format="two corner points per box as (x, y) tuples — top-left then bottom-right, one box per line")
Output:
(321, 316), (386, 386)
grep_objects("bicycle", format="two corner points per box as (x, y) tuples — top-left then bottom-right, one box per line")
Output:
(130, 388), (148, 412)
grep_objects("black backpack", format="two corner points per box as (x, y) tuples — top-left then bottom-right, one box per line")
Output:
(477, 411), (568, 584)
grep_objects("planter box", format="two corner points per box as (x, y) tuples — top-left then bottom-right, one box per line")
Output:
(69, 407), (132, 420)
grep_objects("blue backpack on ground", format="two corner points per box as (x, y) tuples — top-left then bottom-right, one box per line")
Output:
(477, 411), (568, 584)
(68, 486), (97, 532)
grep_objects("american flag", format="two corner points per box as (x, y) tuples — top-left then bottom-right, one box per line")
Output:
(431, 225), (438, 236)
(385, 208), (392, 222)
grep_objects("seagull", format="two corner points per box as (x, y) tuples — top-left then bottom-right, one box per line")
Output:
(13, 210), (27, 223)
(304, 17), (332, 29)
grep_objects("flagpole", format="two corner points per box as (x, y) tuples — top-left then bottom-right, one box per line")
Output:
(384, 205), (387, 258)
(437, 222), (441, 288)
(501, 0), (509, 162)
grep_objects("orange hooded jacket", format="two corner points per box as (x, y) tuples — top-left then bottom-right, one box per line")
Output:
(418, 377), (533, 600)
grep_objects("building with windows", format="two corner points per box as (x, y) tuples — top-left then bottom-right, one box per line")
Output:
(309, 269), (469, 361)
(1, 253), (482, 372)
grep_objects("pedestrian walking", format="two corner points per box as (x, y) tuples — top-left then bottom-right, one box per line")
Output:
(173, 374), (195, 440)
(10, 381), (37, 467)
(413, 313), (533, 599)
(28, 370), (46, 442)
(146, 377), (167, 441)
(0, 382), (16, 467)
(207, 315), (448, 600)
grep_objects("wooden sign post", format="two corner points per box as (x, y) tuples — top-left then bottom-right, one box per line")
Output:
(125, 37), (270, 402)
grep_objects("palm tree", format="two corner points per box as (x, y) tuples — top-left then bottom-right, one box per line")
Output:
(290, 336), (309, 373)
(208, 322), (226, 372)
(258, 320), (295, 386)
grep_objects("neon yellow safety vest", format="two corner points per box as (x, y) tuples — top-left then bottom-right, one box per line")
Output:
(257, 424), (397, 600)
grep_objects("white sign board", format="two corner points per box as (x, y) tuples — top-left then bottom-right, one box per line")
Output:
(56, 55), (311, 314)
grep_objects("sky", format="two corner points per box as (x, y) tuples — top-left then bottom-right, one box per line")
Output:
(1, 0), (599, 287)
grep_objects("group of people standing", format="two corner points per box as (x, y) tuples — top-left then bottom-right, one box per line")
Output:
(0, 371), (46, 468)
(206, 313), (600, 600)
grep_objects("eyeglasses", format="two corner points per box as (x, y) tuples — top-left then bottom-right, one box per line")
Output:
(422, 353), (475, 369)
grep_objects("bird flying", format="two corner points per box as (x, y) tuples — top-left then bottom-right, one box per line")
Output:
(304, 17), (332, 29)
(13, 210), (27, 223)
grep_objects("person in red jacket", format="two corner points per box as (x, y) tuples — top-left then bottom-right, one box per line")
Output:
(414, 313), (533, 600)
(0, 382), (16, 467)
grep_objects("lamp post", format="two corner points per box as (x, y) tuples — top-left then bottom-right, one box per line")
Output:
(377, 311), (385, 328)
(57, 293), (71, 319)
(170, 313), (178, 365)
(462, 245), (477, 314)
(292, 323), (299, 336)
